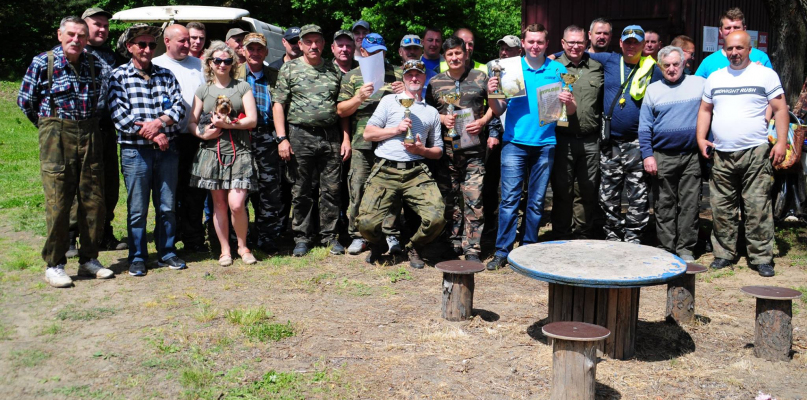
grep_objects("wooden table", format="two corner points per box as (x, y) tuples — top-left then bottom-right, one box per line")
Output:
(508, 240), (687, 359)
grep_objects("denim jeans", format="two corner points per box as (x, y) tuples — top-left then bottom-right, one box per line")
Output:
(495, 142), (555, 258)
(120, 142), (179, 263)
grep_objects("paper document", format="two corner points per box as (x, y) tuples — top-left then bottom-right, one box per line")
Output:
(537, 82), (562, 126)
(495, 56), (526, 99)
(358, 52), (385, 96)
(452, 108), (481, 150)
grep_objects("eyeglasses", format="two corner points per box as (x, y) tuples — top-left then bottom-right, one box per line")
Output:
(364, 36), (385, 45)
(402, 37), (421, 46)
(212, 58), (234, 66)
(133, 41), (157, 50)
(622, 29), (645, 36)
(562, 40), (586, 47)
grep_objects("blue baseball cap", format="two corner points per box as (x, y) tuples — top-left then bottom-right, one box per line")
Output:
(362, 33), (387, 53)
(621, 25), (645, 42)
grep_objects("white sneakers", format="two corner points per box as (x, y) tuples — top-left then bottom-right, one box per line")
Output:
(45, 259), (114, 288)
(78, 259), (115, 279)
(45, 266), (73, 288)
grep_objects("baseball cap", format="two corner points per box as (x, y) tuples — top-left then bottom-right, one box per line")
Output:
(243, 33), (267, 48)
(351, 20), (370, 32)
(284, 27), (301, 41)
(82, 7), (112, 20)
(362, 33), (387, 53)
(334, 29), (354, 41)
(300, 24), (323, 38)
(402, 59), (426, 74)
(621, 25), (645, 42)
(226, 28), (248, 42)
(400, 34), (423, 48)
(496, 35), (521, 48)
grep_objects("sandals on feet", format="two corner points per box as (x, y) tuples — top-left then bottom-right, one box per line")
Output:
(239, 249), (257, 265)
(219, 253), (233, 267)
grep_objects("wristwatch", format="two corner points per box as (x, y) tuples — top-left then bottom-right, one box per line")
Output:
(275, 135), (288, 144)
(159, 119), (167, 128)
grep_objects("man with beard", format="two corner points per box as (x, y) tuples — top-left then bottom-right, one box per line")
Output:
(588, 18), (612, 53)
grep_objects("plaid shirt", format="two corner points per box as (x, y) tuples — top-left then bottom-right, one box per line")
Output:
(17, 46), (110, 126)
(242, 64), (277, 129)
(108, 61), (185, 145)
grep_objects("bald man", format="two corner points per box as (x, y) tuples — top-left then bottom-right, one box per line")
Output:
(696, 31), (788, 277)
(153, 24), (208, 253)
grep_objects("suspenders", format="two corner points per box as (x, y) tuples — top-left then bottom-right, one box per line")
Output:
(46, 50), (97, 118)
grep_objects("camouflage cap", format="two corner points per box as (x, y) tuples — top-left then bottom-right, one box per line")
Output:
(334, 29), (354, 41)
(82, 7), (112, 20)
(243, 33), (267, 48)
(300, 24), (323, 38)
(117, 24), (163, 58)
(496, 35), (521, 48)
(402, 59), (426, 74)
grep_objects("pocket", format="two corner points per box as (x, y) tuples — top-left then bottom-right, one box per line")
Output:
(38, 122), (65, 172)
(361, 183), (386, 211)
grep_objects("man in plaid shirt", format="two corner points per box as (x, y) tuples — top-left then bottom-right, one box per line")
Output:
(17, 16), (114, 287)
(107, 24), (187, 277)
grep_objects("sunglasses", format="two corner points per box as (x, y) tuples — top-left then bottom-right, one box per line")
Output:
(402, 37), (421, 46)
(212, 58), (234, 66)
(403, 60), (425, 71)
(622, 29), (645, 36)
(133, 41), (157, 50)
(365, 36), (385, 45)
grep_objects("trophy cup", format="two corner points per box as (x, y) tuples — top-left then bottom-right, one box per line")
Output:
(488, 59), (506, 99)
(442, 92), (462, 140)
(398, 95), (416, 144)
(557, 73), (579, 127)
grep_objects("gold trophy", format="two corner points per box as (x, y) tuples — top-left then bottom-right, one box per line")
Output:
(442, 92), (462, 139)
(557, 73), (579, 127)
(397, 96), (416, 144)
(488, 59), (506, 99)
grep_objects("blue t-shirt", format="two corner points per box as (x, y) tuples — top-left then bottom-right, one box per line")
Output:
(503, 57), (567, 146)
(589, 52), (663, 141)
(694, 48), (771, 78)
(421, 56), (441, 98)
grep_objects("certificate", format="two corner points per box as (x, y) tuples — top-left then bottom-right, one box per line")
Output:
(537, 82), (562, 126)
(452, 108), (481, 150)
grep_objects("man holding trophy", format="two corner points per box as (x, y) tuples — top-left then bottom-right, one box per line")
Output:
(357, 60), (445, 269)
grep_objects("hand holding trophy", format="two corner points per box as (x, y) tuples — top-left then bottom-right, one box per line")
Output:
(557, 72), (579, 127)
(442, 92), (462, 139)
(489, 59), (506, 99)
(397, 95), (416, 144)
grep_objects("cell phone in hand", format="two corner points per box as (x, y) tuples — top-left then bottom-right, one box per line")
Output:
(705, 146), (714, 157)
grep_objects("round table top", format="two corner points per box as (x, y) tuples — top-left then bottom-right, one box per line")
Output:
(435, 260), (485, 275)
(508, 240), (687, 288)
(686, 263), (708, 275)
(542, 321), (611, 341)
(740, 286), (802, 300)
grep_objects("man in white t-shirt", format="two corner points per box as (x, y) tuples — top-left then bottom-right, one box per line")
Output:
(696, 31), (789, 277)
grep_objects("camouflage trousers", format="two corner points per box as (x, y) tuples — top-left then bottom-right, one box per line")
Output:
(599, 139), (648, 243)
(287, 124), (342, 244)
(38, 117), (105, 266)
(347, 149), (399, 239)
(550, 134), (601, 239)
(250, 129), (286, 246)
(710, 143), (774, 264)
(651, 150), (701, 256)
(357, 160), (445, 249)
(434, 151), (485, 256)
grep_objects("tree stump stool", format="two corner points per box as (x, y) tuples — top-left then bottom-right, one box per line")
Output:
(435, 260), (485, 321)
(740, 286), (802, 362)
(542, 321), (610, 400)
(665, 263), (707, 324)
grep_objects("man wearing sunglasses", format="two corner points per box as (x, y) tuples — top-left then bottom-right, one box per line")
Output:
(272, 24), (347, 257)
(108, 24), (187, 276)
(269, 27), (302, 71)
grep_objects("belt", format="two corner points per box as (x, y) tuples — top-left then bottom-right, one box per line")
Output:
(376, 157), (422, 170)
(290, 123), (334, 134)
(120, 142), (162, 150)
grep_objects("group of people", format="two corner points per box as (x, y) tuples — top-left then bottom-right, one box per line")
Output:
(18, 6), (793, 288)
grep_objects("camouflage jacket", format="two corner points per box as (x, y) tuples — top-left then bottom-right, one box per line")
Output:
(272, 57), (341, 127)
(425, 68), (488, 153)
(338, 61), (403, 150)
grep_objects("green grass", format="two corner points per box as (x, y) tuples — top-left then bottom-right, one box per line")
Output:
(386, 266), (413, 283)
(0, 240), (40, 271)
(180, 365), (349, 400)
(10, 348), (50, 368)
(52, 384), (119, 399)
(225, 306), (272, 326)
(38, 322), (62, 336)
(243, 321), (295, 342)
(56, 305), (116, 321)
(146, 337), (182, 354)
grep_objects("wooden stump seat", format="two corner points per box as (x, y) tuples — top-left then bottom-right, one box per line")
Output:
(740, 286), (802, 362)
(665, 263), (708, 324)
(542, 322), (610, 400)
(435, 260), (485, 321)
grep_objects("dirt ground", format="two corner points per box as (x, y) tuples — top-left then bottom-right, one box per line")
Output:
(1, 214), (807, 400)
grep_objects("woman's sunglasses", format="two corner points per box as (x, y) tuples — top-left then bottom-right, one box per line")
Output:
(212, 58), (234, 66)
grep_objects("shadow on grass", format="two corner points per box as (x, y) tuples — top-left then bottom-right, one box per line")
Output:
(473, 308), (499, 322)
(526, 317), (550, 345)
(634, 320), (695, 361)
(596, 382), (622, 399)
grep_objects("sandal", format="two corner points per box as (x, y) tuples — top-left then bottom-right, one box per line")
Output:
(219, 253), (233, 267)
(239, 249), (257, 265)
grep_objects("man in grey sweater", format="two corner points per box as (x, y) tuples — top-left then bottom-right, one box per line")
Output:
(639, 46), (705, 261)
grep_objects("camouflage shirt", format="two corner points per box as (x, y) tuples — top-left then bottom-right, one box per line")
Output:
(425, 68), (489, 121)
(272, 57), (341, 127)
(338, 62), (403, 149)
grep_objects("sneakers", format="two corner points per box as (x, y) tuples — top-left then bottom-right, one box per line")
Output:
(387, 236), (403, 255)
(465, 253), (481, 263)
(752, 263), (776, 277)
(710, 258), (733, 270)
(347, 238), (369, 255)
(328, 239), (345, 255)
(129, 261), (147, 277)
(45, 265), (73, 288)
(293, 242), (309, 257)
(77, 259), (114, 278)
(678, 254), (696, 263)
(157, 256), (187, 270)
(408, 248), (425, 269)
(486, 255), (507, 271)
(365, 245), (383, 264)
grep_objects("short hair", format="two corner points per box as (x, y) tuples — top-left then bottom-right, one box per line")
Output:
(522, 23), (548, 40)
(720, 7), (745, 27)
(187, 22), (206, 32)
(563, 25), (585, 38)
(670, 35), (694, 48)
(423, 26), (442, 38)
(59, 16), (87, 34)
(442, 36), (466, 53)
(657, 46), (684, 65)
(202, 41), (238, 84)
(645, 30), (659, 38)
(589, 18), (611, 33)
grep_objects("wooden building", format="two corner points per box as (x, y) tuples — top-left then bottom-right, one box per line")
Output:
(522, 0), (772, 66)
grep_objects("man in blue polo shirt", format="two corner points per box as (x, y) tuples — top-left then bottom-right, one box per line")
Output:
(485, 23), (575, 270)
(695, 7), (772, 78)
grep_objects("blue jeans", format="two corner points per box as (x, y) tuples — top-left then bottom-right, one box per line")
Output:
(495, 142), (555, 258)
(120, 142), (179, 263)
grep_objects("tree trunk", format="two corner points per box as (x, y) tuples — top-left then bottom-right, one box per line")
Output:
(764, 0), (807, 106)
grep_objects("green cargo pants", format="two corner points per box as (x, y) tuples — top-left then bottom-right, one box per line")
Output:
(651, 150), (701, 256)
(347, 149), (400, 239)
